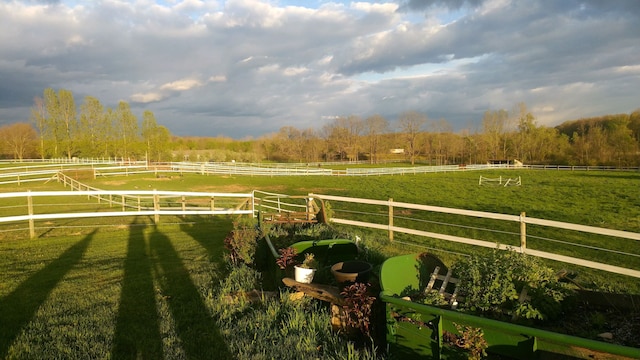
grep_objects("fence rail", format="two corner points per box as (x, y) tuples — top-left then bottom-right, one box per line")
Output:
(0, 186), (253, 239)
(308, 193), (640, 279)
(1, 161), (639, 185)
(2, 164), (639, 282)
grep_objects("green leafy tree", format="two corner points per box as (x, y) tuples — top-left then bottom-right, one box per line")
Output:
(30, 96), (47, 159)
(115, 101), (139, 160)
(78, 96), (105, 157)
(141, 110), (171, 162)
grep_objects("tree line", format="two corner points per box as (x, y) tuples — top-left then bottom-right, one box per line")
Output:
(0, 88), (171, 161)
(1, 88), (639, 166)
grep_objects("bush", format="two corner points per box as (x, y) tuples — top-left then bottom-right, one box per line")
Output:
(454, 247), (571, 321)
(224, 217), (260, 265)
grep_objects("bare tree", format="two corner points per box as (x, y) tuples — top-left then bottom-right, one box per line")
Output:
(0, 123), (37, 160)
(398, 111), (427, 165)
(364, 115), (388, 164)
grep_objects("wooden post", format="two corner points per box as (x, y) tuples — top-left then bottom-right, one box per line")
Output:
(181, 196), (186, 217)
(122, 195), (125, 212)
(520, 212), (527, 251)
(210, 196), (215, 213)
(389, 198), (394, 242)
(153, 190), (160, 224)
(28, 190), (35, 239)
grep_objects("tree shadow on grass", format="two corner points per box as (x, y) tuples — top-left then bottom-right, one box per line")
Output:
(149, 226), (233, 359)
(111, 219), (164, 360)
(0, 230), (95, 358)
(179, 216), (233, 276)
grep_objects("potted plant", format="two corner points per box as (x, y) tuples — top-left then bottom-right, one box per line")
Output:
(294, 253), (318, 283)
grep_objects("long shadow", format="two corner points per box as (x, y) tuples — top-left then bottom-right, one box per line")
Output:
(179, 216), (233, 276)
(112, 219), (164, 359)
(149, 226), (233, 359)
(0, 230), (95, 358)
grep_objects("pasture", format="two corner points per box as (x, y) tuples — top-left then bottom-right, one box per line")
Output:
(0, 167), (639, 358)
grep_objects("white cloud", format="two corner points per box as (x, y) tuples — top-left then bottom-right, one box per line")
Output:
(131, 92), (166, 103)
(0, 0), (638, 138)
(160, 78), (204, 91)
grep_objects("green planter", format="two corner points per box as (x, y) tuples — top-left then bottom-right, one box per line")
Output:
(380, 253), (640, 359)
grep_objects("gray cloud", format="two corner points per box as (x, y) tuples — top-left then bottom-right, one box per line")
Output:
(0, 0), (639, 138)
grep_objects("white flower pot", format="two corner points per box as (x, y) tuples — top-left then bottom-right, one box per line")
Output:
(294, 266), (316, 284)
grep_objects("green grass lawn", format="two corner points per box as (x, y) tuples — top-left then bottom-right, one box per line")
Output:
(0, 217), (232, 359)
(1, 167), (639, 358)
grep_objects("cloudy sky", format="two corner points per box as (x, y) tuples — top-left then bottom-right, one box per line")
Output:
(1, 0), (639, 138)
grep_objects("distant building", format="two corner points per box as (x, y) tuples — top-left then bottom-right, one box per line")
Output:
(487, 159), (523, 167)
(390, 148), (405, 154)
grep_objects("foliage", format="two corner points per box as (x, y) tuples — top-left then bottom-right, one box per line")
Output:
(340, 282), (376, 336)
(443, 323), (488, 360)
(420, 290), (450, 307)
(454, 247), (571, 321)
(223, 217), (260, 266)
(299, 253), (318, 269)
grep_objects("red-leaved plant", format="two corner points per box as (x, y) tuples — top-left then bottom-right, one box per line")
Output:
(276, 247), (298, 270)
(340, 282), (376, 336)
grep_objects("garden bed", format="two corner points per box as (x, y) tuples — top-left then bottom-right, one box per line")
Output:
(379, 253), (640, 359)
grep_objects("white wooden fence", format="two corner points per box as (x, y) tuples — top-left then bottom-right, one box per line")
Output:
(0, 189), (253, 239)
(3, 161), (638, 184)
(307, 193), (640, 279)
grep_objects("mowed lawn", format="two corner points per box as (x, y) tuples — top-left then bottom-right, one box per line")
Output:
(1, 167), (639, 358)
(0, 218), (233, 359)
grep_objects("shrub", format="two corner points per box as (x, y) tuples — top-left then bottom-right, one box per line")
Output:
(454, 247), (571, 321)
(340, 282), (376, 337)
(224, 217), (260, 265)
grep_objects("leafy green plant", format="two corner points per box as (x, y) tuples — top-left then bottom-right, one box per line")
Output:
(443, 323), (488, 360)
(224, 217), (260, 265)
(454, 247), (571, 321)
(299, 253), (318, 269)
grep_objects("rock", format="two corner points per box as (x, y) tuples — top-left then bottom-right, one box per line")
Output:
(289, 291), (306, 301)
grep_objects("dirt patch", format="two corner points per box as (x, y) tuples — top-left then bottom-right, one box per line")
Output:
(101, 180), (129, 186)
(190, 184), (254, 193)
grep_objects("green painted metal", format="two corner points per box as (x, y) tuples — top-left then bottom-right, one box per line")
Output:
(380, 253), (640, 359)
(260, 235), (359, 288)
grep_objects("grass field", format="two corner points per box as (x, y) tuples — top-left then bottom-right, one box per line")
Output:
(1, 166), (639, 358)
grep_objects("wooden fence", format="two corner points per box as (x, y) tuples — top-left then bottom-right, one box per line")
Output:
(308, 193), (640, 279)
(0, 175), (253, 239)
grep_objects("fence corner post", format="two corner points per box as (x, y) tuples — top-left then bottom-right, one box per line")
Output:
(388, 198), (394, 242)
(153, 190), (160, 224)
(28, 190), (35, 239)
(520, 212), (527, 251)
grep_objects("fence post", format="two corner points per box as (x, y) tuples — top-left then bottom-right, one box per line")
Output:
(210, 196), (215, 213)
(389, 198), (394, 242)
(28, 190), (35, 239)
(122, 195), (125, 212)
(520, 212), (527, 251)
(153, 190), (160, 224)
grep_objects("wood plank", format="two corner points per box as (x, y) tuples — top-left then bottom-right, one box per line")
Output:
(282, 277), (345, 305)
